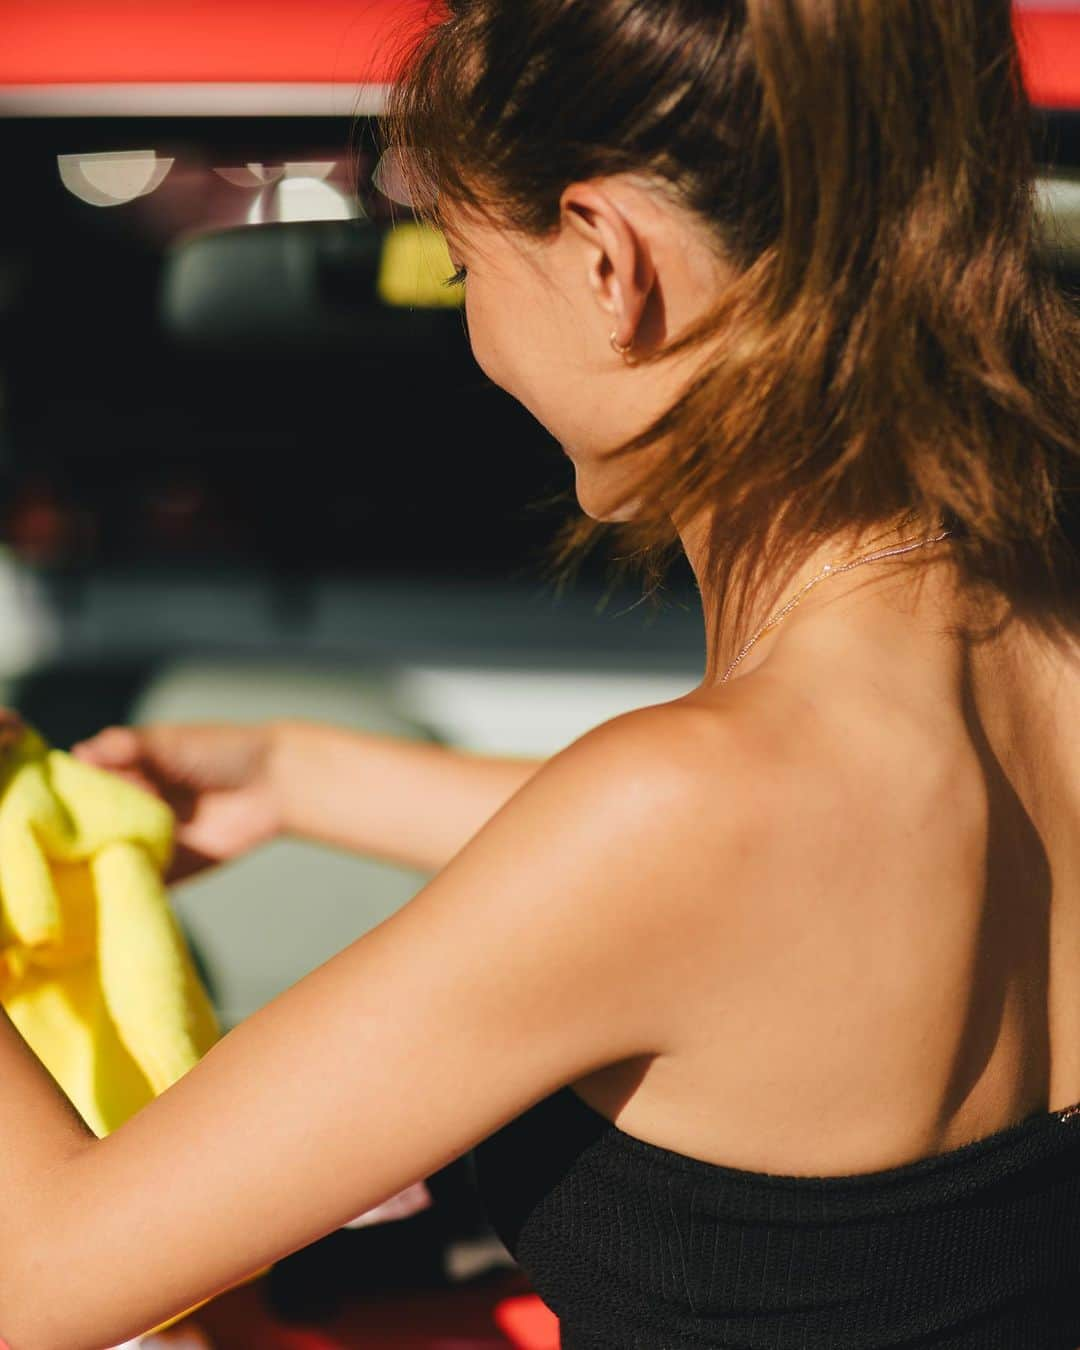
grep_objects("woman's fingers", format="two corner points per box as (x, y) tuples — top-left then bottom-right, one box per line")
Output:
(70, 725), (142, 766)
(165, 841), (219, 886)
(0, 711), (23, 755)
(101, 765), (164, 796)
(69, 730), (165, 799)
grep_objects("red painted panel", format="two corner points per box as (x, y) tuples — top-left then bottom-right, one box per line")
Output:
(0, 1), (435, 86)
(0, 2), (1076, 110)
(1014, 9), (1080, 108)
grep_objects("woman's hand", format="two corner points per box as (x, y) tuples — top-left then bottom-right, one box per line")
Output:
(0, 709), (23, 757)
(70, 722), (285, 884)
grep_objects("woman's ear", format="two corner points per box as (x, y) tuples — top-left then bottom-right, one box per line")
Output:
(559, 182), (655, 349)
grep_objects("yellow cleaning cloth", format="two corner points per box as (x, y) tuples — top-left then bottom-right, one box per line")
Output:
(0, 723), (265, 1333)
(0, 723), (219, 1134)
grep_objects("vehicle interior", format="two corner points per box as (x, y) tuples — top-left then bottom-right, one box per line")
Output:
(1, 3), (1079, 1344)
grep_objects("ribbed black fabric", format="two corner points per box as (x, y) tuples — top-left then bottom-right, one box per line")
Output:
(472, 1084), (1080, 1349)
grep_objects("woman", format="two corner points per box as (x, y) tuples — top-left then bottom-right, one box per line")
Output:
(4, 1), (1080, 1345)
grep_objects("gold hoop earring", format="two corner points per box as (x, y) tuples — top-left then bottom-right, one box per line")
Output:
(610, 331), (634, 360)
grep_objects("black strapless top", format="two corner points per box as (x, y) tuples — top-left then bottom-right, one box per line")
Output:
(472, 1085), (1080, 1349)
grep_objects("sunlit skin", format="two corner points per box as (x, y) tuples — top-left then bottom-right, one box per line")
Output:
(2, 174), (1080, 1347)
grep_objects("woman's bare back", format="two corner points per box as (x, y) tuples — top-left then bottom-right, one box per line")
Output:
(570, 572), (1080, 1178)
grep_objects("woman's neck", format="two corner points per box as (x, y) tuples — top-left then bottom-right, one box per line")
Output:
(677, 507), (956, 689)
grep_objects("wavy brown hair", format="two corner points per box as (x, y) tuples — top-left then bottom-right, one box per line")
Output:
(378, 0), (1080, 677)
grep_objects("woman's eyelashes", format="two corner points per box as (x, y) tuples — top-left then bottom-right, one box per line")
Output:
(444, 263), (468, 288)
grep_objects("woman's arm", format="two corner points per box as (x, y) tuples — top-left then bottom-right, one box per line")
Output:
(0, 1005), (100, 1206)
(267, 719), (545, 872)
(73, 719), (546, 880)
(0, 703), (741, 1350)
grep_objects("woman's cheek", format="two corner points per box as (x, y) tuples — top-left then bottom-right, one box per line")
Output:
(461, 292), (487, 369)
(469, 336), (500, 388)
(465, 305), (508, 390)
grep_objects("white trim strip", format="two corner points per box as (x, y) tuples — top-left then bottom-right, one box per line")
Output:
(1037, 173), (1080, 266)
(0, 82), (389, 118)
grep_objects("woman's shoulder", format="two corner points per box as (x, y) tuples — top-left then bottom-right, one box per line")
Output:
(546, 695), (806, 926)
(549, 695), (787, 853)
(572, 691), (770, 787)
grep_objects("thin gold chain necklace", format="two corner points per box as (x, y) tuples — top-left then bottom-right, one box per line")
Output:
(719, 524), (954, 684)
